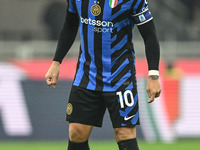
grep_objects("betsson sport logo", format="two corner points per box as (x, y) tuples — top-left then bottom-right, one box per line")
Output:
(80, 16), (114, 33)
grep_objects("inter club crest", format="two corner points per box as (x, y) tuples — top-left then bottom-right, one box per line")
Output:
(66, 103), (73, 115)
(109, 0), (118, 8)
(91, 4), (101, 16)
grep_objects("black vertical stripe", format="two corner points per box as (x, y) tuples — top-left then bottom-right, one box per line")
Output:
(79, 0), (91, 87)
(94, 0), (106, 91)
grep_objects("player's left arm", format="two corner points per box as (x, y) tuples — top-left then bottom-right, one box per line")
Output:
(138, 20), (162, 103)
(132, 0), (161, 103)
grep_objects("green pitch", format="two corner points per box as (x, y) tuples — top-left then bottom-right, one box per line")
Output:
(0, 139), (199, 150)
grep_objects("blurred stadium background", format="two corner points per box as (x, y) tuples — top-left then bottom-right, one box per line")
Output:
(0, 0), (200, 149)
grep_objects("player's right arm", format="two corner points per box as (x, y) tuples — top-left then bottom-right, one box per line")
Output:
(45, 0), (79, 88)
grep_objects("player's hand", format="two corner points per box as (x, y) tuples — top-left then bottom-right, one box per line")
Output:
(146, 75), (162, 103)
(45, 61), (60, 88)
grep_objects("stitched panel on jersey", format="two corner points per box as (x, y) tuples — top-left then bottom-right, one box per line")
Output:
(111, 64), (130, 87)
(111, 49), (128, 74)
(111, 25), (129, 48)
(116, 75), (132, 91)
(111, 43), (127, 62)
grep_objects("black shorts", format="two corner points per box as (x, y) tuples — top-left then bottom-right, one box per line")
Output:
(66, 86), (139, 128)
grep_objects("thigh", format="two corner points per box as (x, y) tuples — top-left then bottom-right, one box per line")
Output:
(103, 88), (140, 128)
(66, 86), (106, 127)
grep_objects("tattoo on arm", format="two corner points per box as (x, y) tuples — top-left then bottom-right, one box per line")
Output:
(149, 75), (159, 80)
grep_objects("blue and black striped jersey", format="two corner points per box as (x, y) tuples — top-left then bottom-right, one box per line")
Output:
(69, 0), (153, 91)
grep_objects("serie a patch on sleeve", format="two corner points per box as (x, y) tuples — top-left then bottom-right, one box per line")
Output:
(132, 9), (153, 26)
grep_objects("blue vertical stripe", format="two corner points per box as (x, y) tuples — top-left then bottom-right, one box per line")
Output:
(102, 0), (113, 91)
(87, 0), (97, 90)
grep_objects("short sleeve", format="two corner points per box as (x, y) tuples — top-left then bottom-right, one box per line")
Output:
(67, 0), (77, 13)
(132, 0), (153, 26)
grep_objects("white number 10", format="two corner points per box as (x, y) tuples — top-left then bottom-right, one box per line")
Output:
(116, 90), (134, 108)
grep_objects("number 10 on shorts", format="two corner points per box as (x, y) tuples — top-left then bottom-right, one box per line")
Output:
(116, 90), (134, 108)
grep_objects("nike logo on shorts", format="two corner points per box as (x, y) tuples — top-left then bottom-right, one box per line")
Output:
(124, 115), (135, 121)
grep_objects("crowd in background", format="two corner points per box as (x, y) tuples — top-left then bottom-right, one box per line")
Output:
(0, 0), (199, 41)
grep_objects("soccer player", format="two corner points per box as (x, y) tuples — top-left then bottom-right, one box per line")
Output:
(45, 0), (161, 149)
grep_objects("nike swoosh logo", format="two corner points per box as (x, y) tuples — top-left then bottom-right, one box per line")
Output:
(124, 115), (135, 121)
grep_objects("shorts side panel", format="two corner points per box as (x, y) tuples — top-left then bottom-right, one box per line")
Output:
(103, 88), (140, 128)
